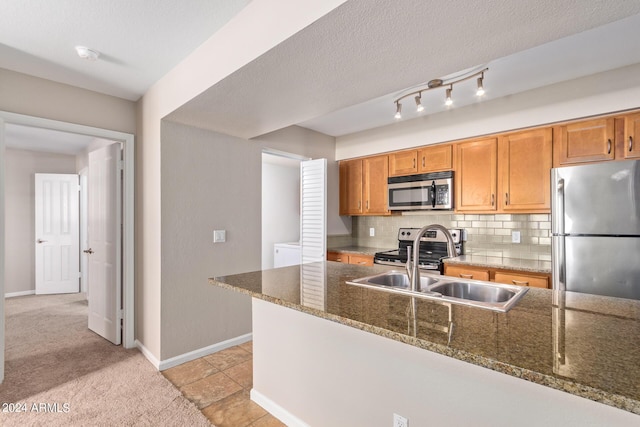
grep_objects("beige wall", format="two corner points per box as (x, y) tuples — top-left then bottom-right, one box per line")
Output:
(336, 63), (640, 160)
(0, 68), (136, 134)
(160, 121), (259, 359)
(4, 149), (77, 295)
(136, 1), (348, 362)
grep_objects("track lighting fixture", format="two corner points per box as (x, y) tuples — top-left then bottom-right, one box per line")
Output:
(415, 94), (424, 112)
(393, 67), (488, 118)
(445, 86), (453, 106)
(394, 102), (402, 119)
(476, 73), (485, 96)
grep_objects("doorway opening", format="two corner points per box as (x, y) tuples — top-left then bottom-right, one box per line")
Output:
(0, 111), (135, 381)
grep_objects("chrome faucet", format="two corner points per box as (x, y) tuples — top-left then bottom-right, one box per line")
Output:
(407, 224), (458, 292)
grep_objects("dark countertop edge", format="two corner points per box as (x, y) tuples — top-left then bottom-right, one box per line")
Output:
(443, 256), (552, 274)
(209, 277), (640, 415)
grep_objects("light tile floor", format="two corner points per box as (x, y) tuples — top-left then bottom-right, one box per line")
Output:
(163, 341), (285, 427)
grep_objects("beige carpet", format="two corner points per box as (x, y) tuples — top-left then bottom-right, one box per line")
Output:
(0, 293), (211, 426)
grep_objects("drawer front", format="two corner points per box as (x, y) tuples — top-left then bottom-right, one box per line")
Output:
(327, 251), (348, 263)
(444, 265), (490, 281)
(349, 254), (374, 266)
(494, 272), (549, 288)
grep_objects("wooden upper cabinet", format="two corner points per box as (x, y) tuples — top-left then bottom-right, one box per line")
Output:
(388, 150), (418, 176)
(363, 155), (389, 215)
(554, 118), (615, 166)
(339, 155), (389, 216)
(456, 138), (498, 212)
(624, 113), (640, 159)
(418, 144), (453, 173)
(498, 128), (552, 212)
(339, 159), (363, 215)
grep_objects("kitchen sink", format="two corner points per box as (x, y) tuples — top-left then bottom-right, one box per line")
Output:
(364, 272), (439, 290)
(346, 270), (528, 312)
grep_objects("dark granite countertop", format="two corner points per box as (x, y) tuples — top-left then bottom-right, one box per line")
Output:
(210, 262), (640, 416)
(444, 254), (552, 274)
(327, 246), (391, 256)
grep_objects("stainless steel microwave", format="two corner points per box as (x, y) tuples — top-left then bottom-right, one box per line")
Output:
(387, 171), (453, 210)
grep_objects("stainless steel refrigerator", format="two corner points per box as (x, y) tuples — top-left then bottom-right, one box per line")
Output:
(552, 159), (640, 300)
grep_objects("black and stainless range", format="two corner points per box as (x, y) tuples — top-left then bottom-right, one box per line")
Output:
(374, 228), (463, 274)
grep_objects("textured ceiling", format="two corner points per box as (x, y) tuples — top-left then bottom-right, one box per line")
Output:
(0, 0), (251, 100)
(166, 0), (640, 139)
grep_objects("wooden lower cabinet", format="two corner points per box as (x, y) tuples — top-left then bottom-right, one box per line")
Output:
(327, 251), (374, 266)
(444, 264), (550, 289)
(443, 265), (490, 281)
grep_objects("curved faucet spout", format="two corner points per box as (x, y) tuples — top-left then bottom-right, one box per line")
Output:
(409, 224), (457, 292)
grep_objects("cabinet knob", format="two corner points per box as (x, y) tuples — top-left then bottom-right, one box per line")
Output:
(512, 280), (529, 286)
(607, 138), (612, 154)
(460, 273), (473, 279)
(505, 193), (509, 205)
(413, 158), (416, 168)
(491, 194), (495, 206)
(422, 157), (425, 168)
(630, 136), (634, 152)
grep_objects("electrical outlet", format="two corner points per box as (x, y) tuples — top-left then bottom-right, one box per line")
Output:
(393, 413), (408, 427)
(511, 230), (521, 244)
(369, 227), (375, 237)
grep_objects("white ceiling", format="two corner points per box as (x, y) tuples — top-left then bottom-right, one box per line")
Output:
(3, 0), (640, 148)
(4, 124), (95, 155)
(166, 0), (640, 139)
(0, 0), (251, 101)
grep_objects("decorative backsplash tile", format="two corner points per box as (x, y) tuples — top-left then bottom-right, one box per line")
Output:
(330, 212), (552, 261)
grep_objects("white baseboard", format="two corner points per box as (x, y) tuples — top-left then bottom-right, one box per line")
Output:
(251, 389), (310, 427)
(136, 333), (253, 371)
(5, 290), (35, 298)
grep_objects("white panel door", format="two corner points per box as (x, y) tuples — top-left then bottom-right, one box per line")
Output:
(35, 174), (80, 295)
(87, 144), (121, 345)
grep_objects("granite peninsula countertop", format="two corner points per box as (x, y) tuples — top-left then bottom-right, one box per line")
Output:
(210, 262), (640, 416)
(326, 246), (391, 256)
(444, 254), (552, 274)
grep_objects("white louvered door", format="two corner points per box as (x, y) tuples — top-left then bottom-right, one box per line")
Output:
(300, 159), (327, 310)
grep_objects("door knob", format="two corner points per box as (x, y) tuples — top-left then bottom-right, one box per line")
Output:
(83, 248), (94, 254)
(37, 239), (47, 244)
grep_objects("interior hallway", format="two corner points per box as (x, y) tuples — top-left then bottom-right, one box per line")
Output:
(0, 293), (209, 426)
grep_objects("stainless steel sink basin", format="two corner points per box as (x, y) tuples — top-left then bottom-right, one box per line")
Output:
(429, 281), (515, 303)
(346, 270), (528, 312)
(365, 272), (439, 290)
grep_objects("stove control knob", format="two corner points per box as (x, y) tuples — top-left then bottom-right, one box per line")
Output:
(406, 231), (411, 236)
(401, 231), (405, 236)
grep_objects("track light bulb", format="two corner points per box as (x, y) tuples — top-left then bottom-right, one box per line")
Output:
(394, 102), (402, 119)
(445, 87), (453, 106)
(476, 75), (485, 96)
(415, 95), (424, 112)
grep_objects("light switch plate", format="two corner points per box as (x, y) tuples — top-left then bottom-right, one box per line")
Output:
(511, 230), (521, 244)
(213, 230), (226, 243)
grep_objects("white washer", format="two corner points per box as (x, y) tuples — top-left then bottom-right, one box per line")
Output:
(274, 242), (301, 268)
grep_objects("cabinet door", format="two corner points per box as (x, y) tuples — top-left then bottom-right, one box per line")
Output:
(555, 118), (615, 165)
(388, 150), (417, 176)
(363, 155), (389, 215)
(455, 138), (497, 212)
(499, 128), (552, 212)
(624, 113), (640, 159)
(444, 265), (490, 281)
(494, 272), (549, 289)
(339, 159), (363, 215)
(418, 144), (452, 173)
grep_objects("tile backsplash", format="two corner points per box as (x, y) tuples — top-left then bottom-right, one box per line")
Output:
(329, 212), (551, 261)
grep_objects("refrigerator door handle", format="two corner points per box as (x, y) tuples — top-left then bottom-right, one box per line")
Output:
(552, 176), (565, 235)
(552, 236), (566, 292)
